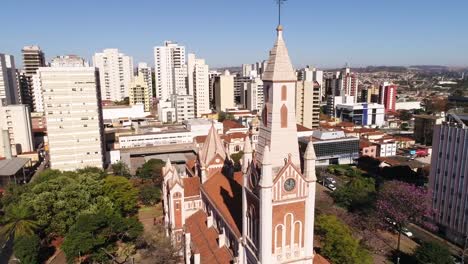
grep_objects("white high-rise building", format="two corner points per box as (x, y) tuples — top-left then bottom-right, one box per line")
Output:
(214, 70), (235, 112)
(154, 41), (186, 101)
(36, 66), (104, 171)
(173, 65), (188, 95)
(0, 54), (20, 106)
(187, 53), (210, 117)
(93, 49), (133, 102)
(137, 62), (153, 101)
(0, 104), (33, 157)
(240, 77), (264, 112)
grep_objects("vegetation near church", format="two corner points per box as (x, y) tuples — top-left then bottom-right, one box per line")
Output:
(413, 241), (452, 264)
(0, 168), (146, 263)
(316, 214), (372, 264)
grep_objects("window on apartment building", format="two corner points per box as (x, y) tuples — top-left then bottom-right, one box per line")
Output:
(72, 88), (76, 91)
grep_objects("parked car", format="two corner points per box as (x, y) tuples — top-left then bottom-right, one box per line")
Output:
(326, 177), (336, 184)
(327, 184), (337, 191)
(401, 227), (413, 237)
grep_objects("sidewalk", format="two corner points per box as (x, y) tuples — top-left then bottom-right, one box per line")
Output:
(408, 223), (462, 257)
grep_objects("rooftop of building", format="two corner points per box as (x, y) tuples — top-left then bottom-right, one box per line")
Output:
(0, 158), (31, 177)
(201, 171), (244, 238)
(296, 124), (313, 132)
(222, 120), (246, 132)
(185, 210), (233, 263)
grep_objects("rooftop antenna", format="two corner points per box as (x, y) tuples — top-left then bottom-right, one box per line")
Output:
(276, 0), (287, 26)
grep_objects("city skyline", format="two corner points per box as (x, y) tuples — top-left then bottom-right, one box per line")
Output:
(3, 0), (468, 68)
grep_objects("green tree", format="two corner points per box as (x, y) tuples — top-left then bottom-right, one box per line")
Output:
(139, 185), (161, 205)
(102, 176), (139, 215)
(400, 123), (410, 131)
(139, 225), (181, 264)
(316, 215), (372, 264)
(62, 211), (143, 263)
(111, 161), (132, 178)
(399, 110), (413, 121)
(413, 241), (452, 264)
(332, 176), (375, 210)
(13, 234), (41, 264)
(0, 204), (39, 245)
(136, 159), (166, 185)
(230, 151), (244, 172)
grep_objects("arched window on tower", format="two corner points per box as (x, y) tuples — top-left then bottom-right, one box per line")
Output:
(281, 85), (287, 101)
(281, 104), (288, 128)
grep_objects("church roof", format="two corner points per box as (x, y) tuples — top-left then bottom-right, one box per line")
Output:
(201, 172), (244, 238)
(185, 210), (233, 263)
(199, 123), (227, 166)
(262, 26), (296, 82)
(183, 177), (201, 197)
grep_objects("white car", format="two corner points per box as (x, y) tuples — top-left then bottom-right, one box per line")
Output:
(327, 184), (337, 191)
(401, 227), (413, 237)
(326, 177), (336, 184)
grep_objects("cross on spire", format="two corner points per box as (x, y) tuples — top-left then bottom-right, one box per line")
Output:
(276, 0), (287, 26)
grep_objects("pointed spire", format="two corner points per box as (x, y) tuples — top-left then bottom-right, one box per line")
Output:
(199, 122), (226, 166)
(262, 145), (271, 165)
(243, 134), (252, 154)
(165, 157), (172, 168)
(304, 141), (317, 160)
(262, 26), (296, 82)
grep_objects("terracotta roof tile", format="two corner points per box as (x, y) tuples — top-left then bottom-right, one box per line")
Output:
(185, 210), (233, 263)
(296, 124), (313, 132)
(183, 177), (201, 197)
(201, 172), (243, 238)
(225, 132), (247, 143)
(314, 254), (331, 264)
(222, 120), (245, 133)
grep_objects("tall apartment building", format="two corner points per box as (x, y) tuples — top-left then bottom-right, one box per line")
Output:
(429, 113), (468, 243)
(171, 94), (194, 122)
(154, 41), (186, 101)
(129, 73), (151, 112)
(239, 77), (264, 112)
(93, 49), (133, 101)
(36, 66), (104, 171)
(0, 105), (33, 157)
(21, 46), (46, 111)
(298, 66), (324, 101)
(414, 114), (444, 146)
(0, 54), (20, 105)
(361, 85), (380, 103)
(325, 67), (359, 117)
(208, 70), (221, 108)
(296, 80), (321, 129)
(187, 53), (210, 117)
(214, 70), (235, 111)
(136, 62), (153, 93)
(173, 65), (188, 95)
(379, 82), (397, 113)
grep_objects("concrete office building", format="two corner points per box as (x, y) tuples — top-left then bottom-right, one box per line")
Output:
(21, 46), (46, 111)
(325, 67), (359, 117)
(214, 70), (235, 112)
(154, 41), (186, 101)
(158, 100), (176, 123)
(187, 54), (210, 117)
(414, 114), (445, 146)
(0, 105), (34, 157)
(0, 54), (20, 105)
(36, 66), (104, 171)
(296, 80), (321, 129)
(429, 113), (468, 244)
(300, 130), (359, 166)
(129, 73), (152, 112)
(93, 48), (134, 101)
(336, 102), (385, 126)
(208, 70), (221, 108)
(172, 94), (195, 122)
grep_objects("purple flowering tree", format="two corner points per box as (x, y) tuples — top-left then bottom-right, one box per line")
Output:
(376, 181), (434, 256)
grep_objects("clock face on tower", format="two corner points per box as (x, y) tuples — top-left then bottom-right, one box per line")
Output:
(284, 178), (296, 192)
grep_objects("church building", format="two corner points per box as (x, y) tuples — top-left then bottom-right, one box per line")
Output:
(162, 24), (323, 264)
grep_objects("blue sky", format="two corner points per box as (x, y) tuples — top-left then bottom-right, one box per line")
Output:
(2, 0), (468, 68)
